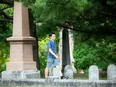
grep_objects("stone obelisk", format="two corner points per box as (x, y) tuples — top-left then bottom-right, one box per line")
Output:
(62, 29), (71, 67)
(2, 1), (40, 79)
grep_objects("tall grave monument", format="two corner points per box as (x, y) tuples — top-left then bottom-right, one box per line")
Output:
(62, 29), (71, 68)
(2, 1), (40, 79)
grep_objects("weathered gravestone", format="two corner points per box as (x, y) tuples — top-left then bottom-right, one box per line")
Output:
(49, 66), (54, 76)
(49, 66), (61, 78)
(89, 65), (99, 80)
(53, 67), (61, 77)
(46, 67), (60, 83)
(107, 64), (116, 80)
(64, 65), (73, 79)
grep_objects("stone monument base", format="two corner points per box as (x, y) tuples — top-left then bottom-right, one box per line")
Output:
(2, 70), (40, 79)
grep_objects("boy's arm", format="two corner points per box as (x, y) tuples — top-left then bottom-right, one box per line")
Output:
(49, 48), (58, 58)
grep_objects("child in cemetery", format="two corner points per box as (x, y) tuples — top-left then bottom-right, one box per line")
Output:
(44, 33), (67, 79)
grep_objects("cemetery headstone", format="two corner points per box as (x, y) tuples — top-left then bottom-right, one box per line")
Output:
(64, 65), (73, 79)
(89, 65), (99, 80)
(107, 64), (116, 80)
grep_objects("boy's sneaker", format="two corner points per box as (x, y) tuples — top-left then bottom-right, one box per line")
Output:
(61, 76), (69, 79)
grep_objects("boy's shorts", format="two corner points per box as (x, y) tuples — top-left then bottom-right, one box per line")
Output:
(46, 58), (59, 68)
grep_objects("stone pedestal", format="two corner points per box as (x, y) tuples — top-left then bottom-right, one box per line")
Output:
(6, 37), (37, 70)
(2, 70), (40, 79)
(2, 1), (40, 79)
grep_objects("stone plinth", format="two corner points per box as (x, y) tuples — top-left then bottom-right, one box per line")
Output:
(2, 70), (40, 79)
(2, 1), (40, 79)
(6, 37), (37, 70)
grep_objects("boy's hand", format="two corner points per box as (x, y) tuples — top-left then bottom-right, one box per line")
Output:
(57, 54), (60, 60)
(55, 54), (60, 60)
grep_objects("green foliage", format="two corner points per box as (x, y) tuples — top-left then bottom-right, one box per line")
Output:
(15, 0), (35, 8)
(74, 43), (96, 72)
(0, 3), (13, 73)
(31, 0), (91, 37)
(74, 33), (116, 73)
(30, 0), (116, 37)
(38, 37), (49, 72)
(0, 43), (9, 73)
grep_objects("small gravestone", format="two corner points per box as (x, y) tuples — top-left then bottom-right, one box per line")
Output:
(49, 66), (61, 78)
(107, 64), (116, 80)
(53, 67), (61, 77)
(49, 66), (54, 76)
(89, 65), (99, 80)
(64, 65), (73, 79)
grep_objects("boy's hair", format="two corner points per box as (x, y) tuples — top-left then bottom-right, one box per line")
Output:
(49, 33), (55, 37)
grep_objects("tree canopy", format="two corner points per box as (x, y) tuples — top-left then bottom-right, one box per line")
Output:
(31, 0), (116, 36)
(1, 0), (116, 35)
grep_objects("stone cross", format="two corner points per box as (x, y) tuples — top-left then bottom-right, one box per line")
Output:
(89, 65), (99, 80)
(107, 64), (116, 80)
